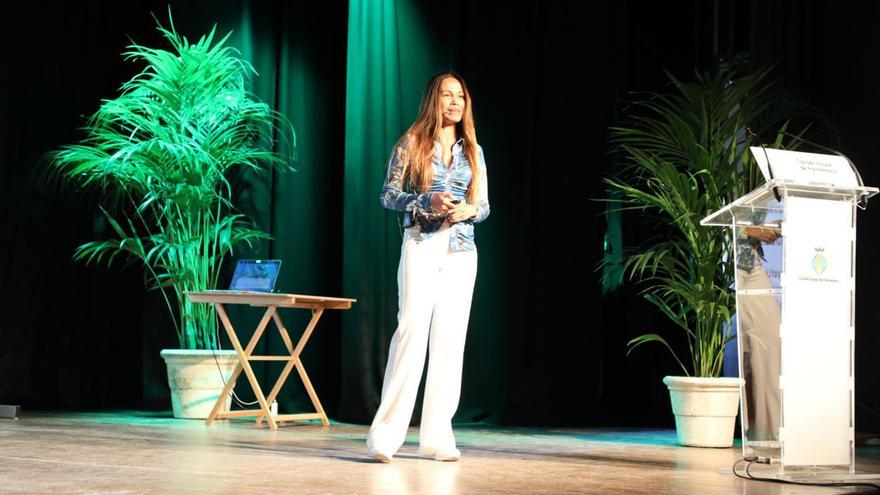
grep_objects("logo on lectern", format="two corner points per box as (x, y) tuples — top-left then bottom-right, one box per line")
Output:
(811, 247), (828, 275)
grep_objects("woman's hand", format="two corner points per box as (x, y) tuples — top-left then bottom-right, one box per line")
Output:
(744, 226), (781, 244)
(448, 202), (478, 223)
(430, 192), (456, 212)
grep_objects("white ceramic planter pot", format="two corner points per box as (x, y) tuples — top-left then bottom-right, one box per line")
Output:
(663, 376), (744, 448)
(160, 349), (238, 419)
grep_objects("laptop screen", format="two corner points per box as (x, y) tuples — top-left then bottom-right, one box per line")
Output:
(229, 259), (282, 292)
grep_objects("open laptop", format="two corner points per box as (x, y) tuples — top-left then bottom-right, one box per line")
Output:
(205, 259), (282, 294)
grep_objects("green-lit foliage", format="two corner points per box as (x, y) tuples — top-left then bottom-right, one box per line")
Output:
(605, 68), (788, 377)
(50, 13), (295, 349)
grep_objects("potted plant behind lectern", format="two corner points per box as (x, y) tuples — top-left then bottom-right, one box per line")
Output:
(604, 67), (794, 447)
(50, 14), (295, 418)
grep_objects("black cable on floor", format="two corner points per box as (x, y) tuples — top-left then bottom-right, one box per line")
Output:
(733, 458), (880, 493)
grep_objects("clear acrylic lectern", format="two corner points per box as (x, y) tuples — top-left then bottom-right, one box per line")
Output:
(703, 176), (877, 474)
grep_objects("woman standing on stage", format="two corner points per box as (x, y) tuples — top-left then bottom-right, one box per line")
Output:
(367, 72), (490, 462)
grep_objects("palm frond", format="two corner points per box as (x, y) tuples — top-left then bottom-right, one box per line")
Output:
(48, 12), (295, 350)
(606, 67), (804, 377)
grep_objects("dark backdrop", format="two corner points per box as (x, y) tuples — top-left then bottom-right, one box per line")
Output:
(1, 0), (878, 433)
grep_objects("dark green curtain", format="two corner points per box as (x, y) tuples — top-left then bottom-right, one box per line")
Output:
(0, 0), (702, 428)
(9, 0), (880, 433)
(0, 0), (350, 415)
(339, 0), (450, 423)
(337, 0), (697, 427)
(154, 2), (351, 416)
(0, 0), (675, 426)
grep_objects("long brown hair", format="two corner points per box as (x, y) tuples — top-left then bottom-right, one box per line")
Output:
(393, 72), (480, 203)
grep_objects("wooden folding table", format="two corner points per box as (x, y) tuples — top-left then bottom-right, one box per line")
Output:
(186, 291), (356, 430)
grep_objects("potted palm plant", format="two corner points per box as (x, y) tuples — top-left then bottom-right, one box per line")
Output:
(605, 68), (791, 447)
(50, 15), (294, 418)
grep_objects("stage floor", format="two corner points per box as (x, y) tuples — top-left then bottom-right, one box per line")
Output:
(1, 412), (879, 494)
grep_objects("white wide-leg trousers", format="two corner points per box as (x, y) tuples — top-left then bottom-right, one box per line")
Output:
(737, 263), (782, 441)
(367, 224), (477, 456)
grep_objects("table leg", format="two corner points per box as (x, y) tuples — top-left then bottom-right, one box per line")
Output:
(256, 308), (329, 426)
(212, 303), (279, 430)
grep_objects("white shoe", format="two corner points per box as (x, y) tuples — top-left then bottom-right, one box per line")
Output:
(368, 447), (392, 463)
(419, 448), (460, 462)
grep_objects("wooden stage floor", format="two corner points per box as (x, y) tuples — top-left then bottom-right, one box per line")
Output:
(1, 411), (879, 494)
